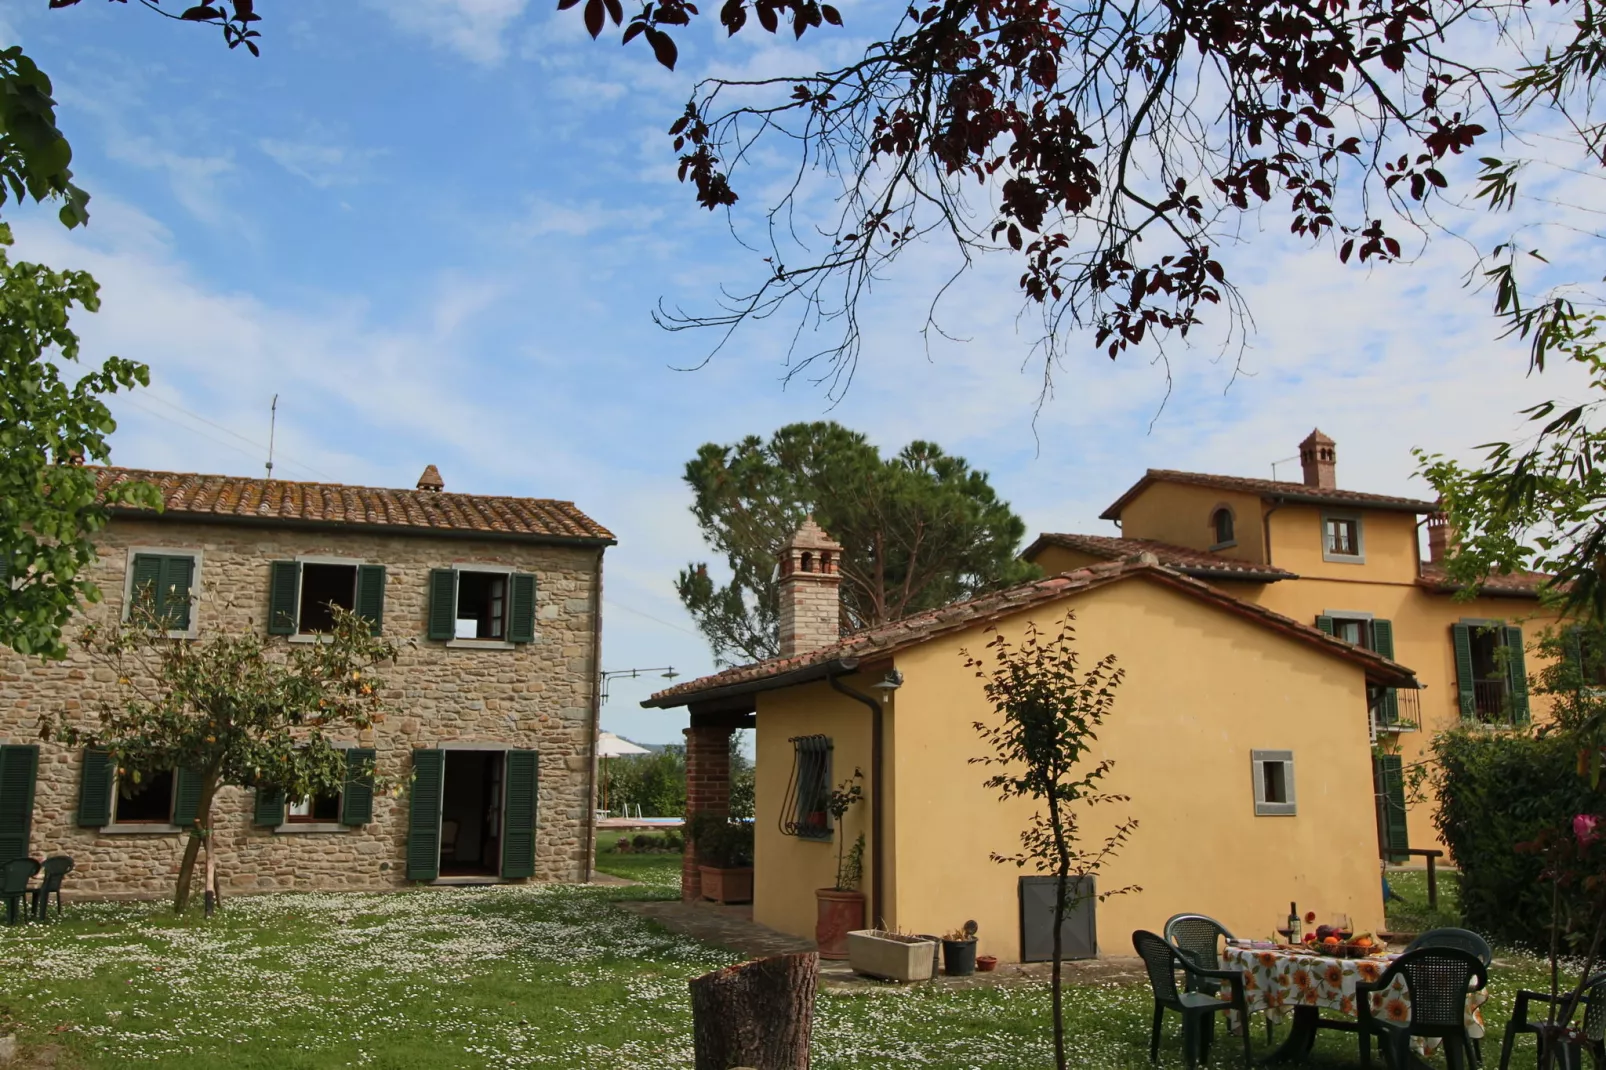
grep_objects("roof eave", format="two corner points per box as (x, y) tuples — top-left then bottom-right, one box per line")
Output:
(642, 657), (862, 710)
(107, 507), (618, 548)
(1260, 491), (1435, 514)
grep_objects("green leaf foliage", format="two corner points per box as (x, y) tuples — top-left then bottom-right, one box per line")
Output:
(675, 421), (1040, 664)
(0, 46), (90, 228)
(1431, 729), (1600, 950)
(603, 745), (687, 817)
(0, 223), (159, 660)
(45, 603), (398, 913)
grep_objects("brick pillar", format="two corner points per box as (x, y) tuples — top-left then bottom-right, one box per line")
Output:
(683, 725), (731, 903)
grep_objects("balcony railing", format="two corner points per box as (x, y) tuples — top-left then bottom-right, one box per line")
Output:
(1469, 679), (1516, 724)
(1369, 685), (1421, 737)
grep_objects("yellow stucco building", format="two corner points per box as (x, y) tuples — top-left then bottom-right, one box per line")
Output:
(1022, 429), (1560, 860)
(647, 512), (1422, 963)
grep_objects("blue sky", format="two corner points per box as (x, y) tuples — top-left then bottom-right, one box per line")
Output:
(6, 2), (1596, 743)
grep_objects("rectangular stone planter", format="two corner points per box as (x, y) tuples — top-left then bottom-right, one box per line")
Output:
(698, 865), (753, 904)
(846, 930), (938, 982)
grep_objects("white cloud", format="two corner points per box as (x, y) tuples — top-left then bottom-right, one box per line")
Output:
(371, 0), (532, 65)
(259, 139), (383, 189)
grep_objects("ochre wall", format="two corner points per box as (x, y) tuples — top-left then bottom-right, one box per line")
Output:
(1115, 484), (1266, 564)
(887, 577), (1381, 962)
(0, 517), (603, 898)
(753, 678), (879, 940)
(1264, 504), (1420, 584)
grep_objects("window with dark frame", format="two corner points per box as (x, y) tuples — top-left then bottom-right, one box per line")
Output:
(456, 571), (508, 640)
(1211, 508), (1234, 546)
(287, 791), (342, 823)
(1325, 516), (1361, 557)
(780, 735), (833, 840)
(298, 563), (357, 634)
(1262, 762), (1288, 804)
(115, 769), (175, 824)
(1469, 627), (1510, 719)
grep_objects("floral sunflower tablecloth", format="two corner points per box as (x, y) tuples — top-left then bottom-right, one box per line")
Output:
(1220, 945), (1487, 1052)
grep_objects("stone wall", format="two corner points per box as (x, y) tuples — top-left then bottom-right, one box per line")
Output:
(0, 516), (604, 899)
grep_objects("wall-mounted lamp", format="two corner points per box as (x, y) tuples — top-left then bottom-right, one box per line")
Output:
(870, 669), (904, 694)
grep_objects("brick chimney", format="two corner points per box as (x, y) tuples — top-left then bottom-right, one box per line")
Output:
(1298, 429), (1337, 490)
(416, 465), (444, 492)
(777, 516), (842, 657)
(1426, 510), (1454, 564)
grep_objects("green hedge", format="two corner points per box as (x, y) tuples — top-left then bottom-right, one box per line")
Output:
(1432, 730), (1597, 949)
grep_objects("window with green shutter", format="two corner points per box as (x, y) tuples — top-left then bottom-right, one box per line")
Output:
(501, 750), (539, 878)
(77, 748), (114, 827)
(1370, 619), (1399, 727)
(172, 768), (204, 829)
(0, 744), (39, 860)
(406, 750), (445, 880)
(268, 561), (300, 635)
(1505, 625), (1531, 722)
(1374, 755), (1410, 861)
(1453, 621), (1529, 723)
(427, 570), (457, 641)
(1451, 623), (1478, 719)
(341, 748), (376, 826)
(508, 574), (536, 644)
(129, 552), (196, 631)
(355, 566), (386, 636)
(253, 786), (285, 828)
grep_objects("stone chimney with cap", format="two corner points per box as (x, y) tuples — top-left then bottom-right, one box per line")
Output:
(416, 465), (444, 492)
(1426, 509), (1455, 564)
(1298, 429), (1337, 490)
(777, 516), (843, 658)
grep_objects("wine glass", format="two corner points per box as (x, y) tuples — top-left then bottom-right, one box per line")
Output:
(1331, 913), (1353, 941)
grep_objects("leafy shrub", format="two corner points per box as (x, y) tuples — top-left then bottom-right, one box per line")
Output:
(1433, 729), (1598, 949)
(605, 746), (687, 817)
(688, 813), (754, 868)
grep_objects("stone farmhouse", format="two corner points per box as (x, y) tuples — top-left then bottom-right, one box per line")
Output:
(0, 465), (612, 899)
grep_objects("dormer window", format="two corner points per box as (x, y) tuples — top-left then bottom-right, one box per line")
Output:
(1210, 508), (1235, 548)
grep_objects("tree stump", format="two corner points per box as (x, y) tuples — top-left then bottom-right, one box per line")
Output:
(689, 951), (818, 1070)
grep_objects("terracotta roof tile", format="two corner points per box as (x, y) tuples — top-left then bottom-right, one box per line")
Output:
(1100, 469), (1438, 520)
(644, 560), (1416, 708)
(1024, 532), (1297, 581)
(94, 467), (614, 544)
(1417, 563), (1551, 598)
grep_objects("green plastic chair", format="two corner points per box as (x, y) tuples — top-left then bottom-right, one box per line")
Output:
(1, 858), (40, 925)
(1406, 927), (1494, 969)
(1134, 928), (1253, 1068)
(1357, 946), (1486, 1070)
(29, 856), (74, 921)
(1498, 973), (1605, 1070)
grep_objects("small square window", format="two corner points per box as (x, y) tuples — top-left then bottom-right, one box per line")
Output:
(1322, 514), (1364, 561)
(1251, 750), (1296, 816)
(457, 571), (508, 640)
(299, 563), (357, 634)
(115, 769), (175, 824)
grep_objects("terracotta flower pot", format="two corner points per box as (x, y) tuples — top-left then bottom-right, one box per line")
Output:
(814, 888), (866, 959)
(699, 865), (754, 904)
(976, 955), (998, 972)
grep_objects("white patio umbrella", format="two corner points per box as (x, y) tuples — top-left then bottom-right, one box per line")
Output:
(597, 731), (649, 814)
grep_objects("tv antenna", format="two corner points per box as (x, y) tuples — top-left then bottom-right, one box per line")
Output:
(1270, 455), (1299, 482)
(265, 394), (278, 478)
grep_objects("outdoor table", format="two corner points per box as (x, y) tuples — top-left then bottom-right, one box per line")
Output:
(1219, 943), (1487, 1064)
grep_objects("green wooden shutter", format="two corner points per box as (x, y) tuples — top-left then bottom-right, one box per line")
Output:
(268, 561), (300, 635)
(501, 750), (538, 879)
(159, 555), (194, 630)
(1566, 627), (1587, 681)
(427, 570), (457, 641)
(129, 553), (163, 616)
(172, 767), (203, 828)
(1374, 755), (1410, 862)
(0, 745), (39, 860)
(508, 573), (536, 644)
(1314, 615), (1336, 636)
(253, 786), (284, 827)
(355, 565), (386, 637)
(1370, 619), (1399, 726)
(77, 747), (114, 827)
(1506, 625), (1531, 722)
(341, 748), (376, 826)
(406, 750), (445, 880)
(1452, 623), (1477, 719)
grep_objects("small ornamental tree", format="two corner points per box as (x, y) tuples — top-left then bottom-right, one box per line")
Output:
(45, 600), (399, 914)
(966, 613), (1139, 1070)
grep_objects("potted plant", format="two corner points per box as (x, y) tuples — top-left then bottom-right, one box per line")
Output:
(690, 814), (755, 904)
(847, 928), (939, 982)
(814, 769), (866, 959)
(942, 920), (979, 976)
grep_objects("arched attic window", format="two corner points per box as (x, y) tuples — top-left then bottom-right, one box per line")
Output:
(1211, 507), (1235, 547)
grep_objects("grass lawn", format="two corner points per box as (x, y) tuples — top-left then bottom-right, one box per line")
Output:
(0, 853), (1566, 1069)
(1385, 865), (1464, 934)
(592, 832), (682, 887)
